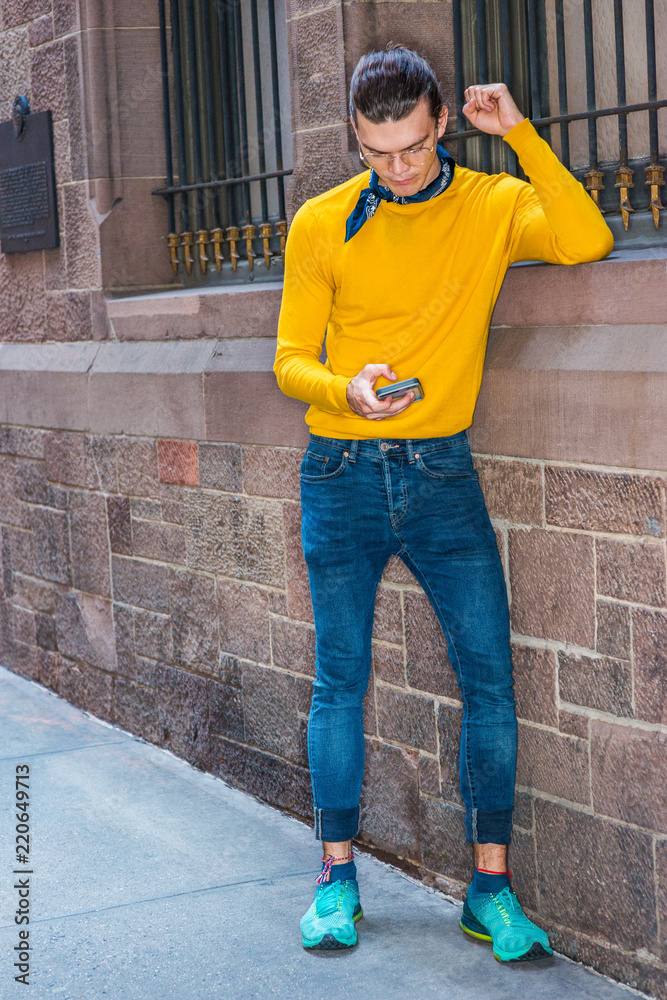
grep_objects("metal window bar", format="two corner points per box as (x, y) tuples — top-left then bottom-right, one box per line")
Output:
(449, 0), (665, 244)
(476, 0), (492, 173)
(452, 0), (468, 168)
(499, 0), (518, 176)
(450, 0), (533, 179)
(153, 0), (293, 284)
(554, 0), (569, 169)
(525, 0), (543, 129)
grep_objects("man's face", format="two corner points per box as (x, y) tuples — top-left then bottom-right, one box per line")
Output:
(352, 97), (449, 197)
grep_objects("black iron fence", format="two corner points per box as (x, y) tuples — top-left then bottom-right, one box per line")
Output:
(154, 0), (666, 284)
(152, 0), (292, 285)
(449, 0), (666, 245)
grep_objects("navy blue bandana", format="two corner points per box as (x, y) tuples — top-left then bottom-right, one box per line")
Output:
(345, 144), (456, 243)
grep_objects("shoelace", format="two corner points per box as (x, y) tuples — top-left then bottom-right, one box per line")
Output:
(313, 879), (352, 916)
(316, 849), (355, 884)
(490, 887), (535, 928)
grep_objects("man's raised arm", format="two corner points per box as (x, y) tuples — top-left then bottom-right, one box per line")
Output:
(463, 82), (615, 265)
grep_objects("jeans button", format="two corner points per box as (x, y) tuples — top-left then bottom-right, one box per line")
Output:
(380, 442), (389, 451)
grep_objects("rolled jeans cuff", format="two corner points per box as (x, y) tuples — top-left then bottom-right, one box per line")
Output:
(466, 807), (513, 845)
(314, 806), (360, 842)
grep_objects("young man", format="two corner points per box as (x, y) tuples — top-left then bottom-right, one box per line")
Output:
(274, 46), (613, 959)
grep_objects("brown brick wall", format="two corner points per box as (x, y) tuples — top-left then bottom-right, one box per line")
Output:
(1, 424), (666, 994)
(0, 0), (175, 330)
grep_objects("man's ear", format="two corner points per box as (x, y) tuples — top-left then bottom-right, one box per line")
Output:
(350, 114), (359, 140)
(437, 105), (449, 138)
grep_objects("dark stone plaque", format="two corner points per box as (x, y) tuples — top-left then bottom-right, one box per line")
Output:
(0, 99), (59, 254)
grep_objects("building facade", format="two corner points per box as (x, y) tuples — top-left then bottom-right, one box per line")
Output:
(0, 1), (665, 993)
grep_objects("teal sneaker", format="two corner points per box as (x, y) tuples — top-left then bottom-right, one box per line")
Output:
(300, 878), (363, 950)
(460, 885), (553, 962)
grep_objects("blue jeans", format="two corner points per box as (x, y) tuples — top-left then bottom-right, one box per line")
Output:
(300, 430), (517, 846)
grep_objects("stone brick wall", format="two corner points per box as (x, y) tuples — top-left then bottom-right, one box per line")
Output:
(1, 421), (665, 995)
(0, 0), (176, 327)
(286, 0), (457, 212)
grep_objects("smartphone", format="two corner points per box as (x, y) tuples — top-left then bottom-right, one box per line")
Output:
(375, 377), (424, 402)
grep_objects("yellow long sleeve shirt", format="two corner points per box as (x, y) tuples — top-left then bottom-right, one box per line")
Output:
(273, 117), (614, 440)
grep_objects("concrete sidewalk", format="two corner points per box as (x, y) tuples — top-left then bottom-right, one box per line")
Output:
(0, 665), (645, 1000)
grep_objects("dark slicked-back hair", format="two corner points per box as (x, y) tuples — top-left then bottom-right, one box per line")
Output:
(349, 43), (443, 125)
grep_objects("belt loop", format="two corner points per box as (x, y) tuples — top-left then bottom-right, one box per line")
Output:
(406, 439), (416, 463)
(347, 439), (358, 463)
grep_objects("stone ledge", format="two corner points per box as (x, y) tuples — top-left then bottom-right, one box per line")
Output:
(97, 252), (667, 347)
(0, 338), (308, 444)
(471, 369), (666, 471)
(0, 327), (665, 467)
(484, 323), (666, 373)
(0, 339), (278, 375)
(106, 284), (283, 341)
(494, 252), (666, 327)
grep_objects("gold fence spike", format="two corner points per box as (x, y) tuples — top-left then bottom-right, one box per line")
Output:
(583, 168), (605, 211)
(211, 227), (225, 273)
(614, 166), (634, 231)
(242, 223), (257, 271)
(226, 226), (241, 272)
(168, 233), (180, 276)
(259, 222), (273, 268)
(645, 163), (665, 230)
(181, 231), (194, 276)
(275, 220), (287, 262)
(195, 229), (209, 273)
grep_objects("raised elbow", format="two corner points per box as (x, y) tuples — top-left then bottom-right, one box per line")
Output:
(589, 225), (615, 261)
(561, 226), (615, 265)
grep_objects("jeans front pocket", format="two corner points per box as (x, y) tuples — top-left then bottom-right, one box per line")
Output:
(414, 442), (477, 480)
(300, 443), (350, 482)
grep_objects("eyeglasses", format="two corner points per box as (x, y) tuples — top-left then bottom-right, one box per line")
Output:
(358, 127), (438, 169)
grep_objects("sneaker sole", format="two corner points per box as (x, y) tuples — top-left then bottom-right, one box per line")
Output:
(302, 907), (363, 951)
(459, 915), (492, 943)
(460, 905), (552, 963)
(493, 942), (553, 963)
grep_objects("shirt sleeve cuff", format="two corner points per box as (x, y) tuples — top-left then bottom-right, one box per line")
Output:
(329, 374), (353, 412)
(501, 117), (541, 152)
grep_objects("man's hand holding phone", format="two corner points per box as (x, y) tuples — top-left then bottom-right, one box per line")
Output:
(345, 363), (416, 420)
